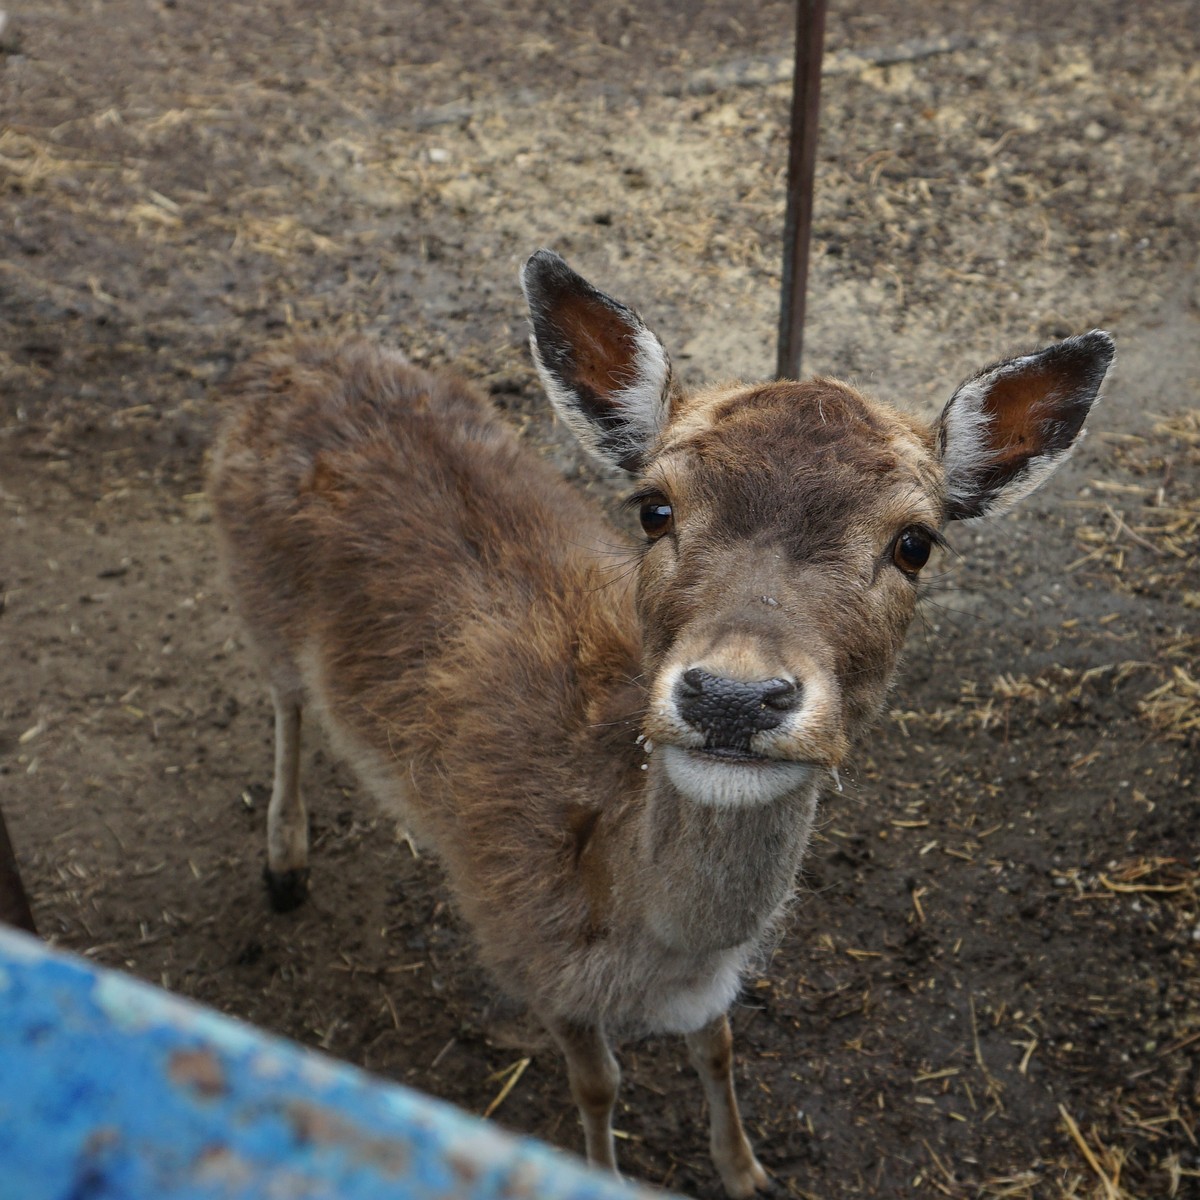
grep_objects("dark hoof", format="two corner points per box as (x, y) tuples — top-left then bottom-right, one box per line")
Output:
(264, 866), (309, 913)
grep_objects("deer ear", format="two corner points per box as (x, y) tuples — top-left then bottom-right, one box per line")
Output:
(521, 249), (672, 474)
(935, 330), (1115, 521)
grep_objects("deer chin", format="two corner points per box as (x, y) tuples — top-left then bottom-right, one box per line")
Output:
(660, 744), (817, 808)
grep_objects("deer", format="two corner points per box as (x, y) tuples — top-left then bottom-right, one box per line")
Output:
(208, 249), (1114, 1196)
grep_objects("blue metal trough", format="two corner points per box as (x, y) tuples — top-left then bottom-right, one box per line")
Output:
(0, 927), (651, 1200)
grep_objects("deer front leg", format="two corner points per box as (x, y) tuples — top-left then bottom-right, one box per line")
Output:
(686, 1012), (770, 1198)
(545, 1017), (621, 1174)
(264, 686), (309, 911)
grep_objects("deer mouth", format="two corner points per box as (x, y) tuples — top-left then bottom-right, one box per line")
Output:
(694, 745), (775, 764)
(660, 744), (817, 807)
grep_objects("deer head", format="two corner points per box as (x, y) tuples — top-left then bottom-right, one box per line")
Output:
(523, 250), (1113, 811)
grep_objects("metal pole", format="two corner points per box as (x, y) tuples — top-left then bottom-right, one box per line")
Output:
(777, 0), (827, 380)
(0, 803), (37, 934)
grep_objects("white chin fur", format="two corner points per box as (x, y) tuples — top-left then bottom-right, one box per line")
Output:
(661, 745), (815, 807)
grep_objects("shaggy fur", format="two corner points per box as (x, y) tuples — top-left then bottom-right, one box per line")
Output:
(208, 252), (1112, 1196)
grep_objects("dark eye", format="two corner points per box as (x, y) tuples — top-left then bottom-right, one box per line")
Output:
(892, 526), (933, 574)
(638, 494), (674, 539)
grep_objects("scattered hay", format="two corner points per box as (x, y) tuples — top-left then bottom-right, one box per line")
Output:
(890, 661), (1161, 737)
(1153, 409), (1200, 448)
(1098, 855), (1198, 901)
(221, 213), (342, 259)
(0, 129), (119, 193)
(1137, 667), (1200, 740)
(1066, 412), (1200, 580)
(482, 1056), (531, 1119)
(1059, 1104), (1134, 1200)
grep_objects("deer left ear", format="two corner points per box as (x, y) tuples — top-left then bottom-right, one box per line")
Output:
(935, 329), (1115, 521)
(522, 249), (673, 474)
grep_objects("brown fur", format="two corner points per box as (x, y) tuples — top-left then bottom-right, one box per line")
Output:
(211, 341), (641, 999)
(209, 290), (1109, 1194)
(210, 339), (931, 1005)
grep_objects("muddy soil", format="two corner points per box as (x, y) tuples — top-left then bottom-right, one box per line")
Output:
(2, 2), (1198, 1197)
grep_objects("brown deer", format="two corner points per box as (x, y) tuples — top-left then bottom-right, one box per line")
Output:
(208, 250), (1113, 1196)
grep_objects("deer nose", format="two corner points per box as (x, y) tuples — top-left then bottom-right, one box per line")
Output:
(675, 668), (800, 751)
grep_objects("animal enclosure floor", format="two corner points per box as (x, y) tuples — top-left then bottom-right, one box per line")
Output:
(2, 2), (1198, 1197)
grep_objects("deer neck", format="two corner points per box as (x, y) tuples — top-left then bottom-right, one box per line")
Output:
(638, 763), (820, 953)
(579, 734), (820, 956)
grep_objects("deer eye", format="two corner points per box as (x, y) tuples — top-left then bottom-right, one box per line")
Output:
(892, 526), (934, 574)
(638, 493), (674, 539)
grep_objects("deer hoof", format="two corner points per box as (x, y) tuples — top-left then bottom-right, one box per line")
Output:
(264, 865), (309, 912)
(721, 1156), (772, 1199)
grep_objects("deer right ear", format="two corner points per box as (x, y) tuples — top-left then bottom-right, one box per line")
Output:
(521, 250), (673, 474)
(935, 329), (1115, 521)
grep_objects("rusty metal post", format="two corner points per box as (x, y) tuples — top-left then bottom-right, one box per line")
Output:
(777, 0), (827, 380)
(0, 802), (36, 934)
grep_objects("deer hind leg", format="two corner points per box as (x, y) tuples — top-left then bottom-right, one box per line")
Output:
(264, 684), (309, 912)
(686, 1012), (770, 1198)
(545, 1017), (621, 1174)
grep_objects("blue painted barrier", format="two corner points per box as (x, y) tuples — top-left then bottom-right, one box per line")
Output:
(0, 927), (651, 1200)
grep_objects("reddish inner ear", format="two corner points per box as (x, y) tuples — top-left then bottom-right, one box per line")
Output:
(982, 377), (1042, 466)
(554, 292), (640, 403)
(981, 358), (1085, 469)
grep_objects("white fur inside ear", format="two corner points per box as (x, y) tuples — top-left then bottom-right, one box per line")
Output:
(976, 443), (1079, 518)
(530, 322), (671, 472)
(939, 373), (998, 516)
(613, 322), (672, 441)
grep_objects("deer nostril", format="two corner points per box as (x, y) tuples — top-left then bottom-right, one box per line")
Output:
(761, 678), (799, 711)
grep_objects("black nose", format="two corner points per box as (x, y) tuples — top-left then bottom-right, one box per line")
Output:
(675, 668), (800, 752)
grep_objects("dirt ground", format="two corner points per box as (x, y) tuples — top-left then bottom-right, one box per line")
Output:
(2, 1), (1198, 1196)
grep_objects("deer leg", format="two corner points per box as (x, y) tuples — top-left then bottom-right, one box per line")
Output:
(264, 686), (309, 912)
(545, 1017), (621, 1173)
(686, 1012), (769, 1198)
